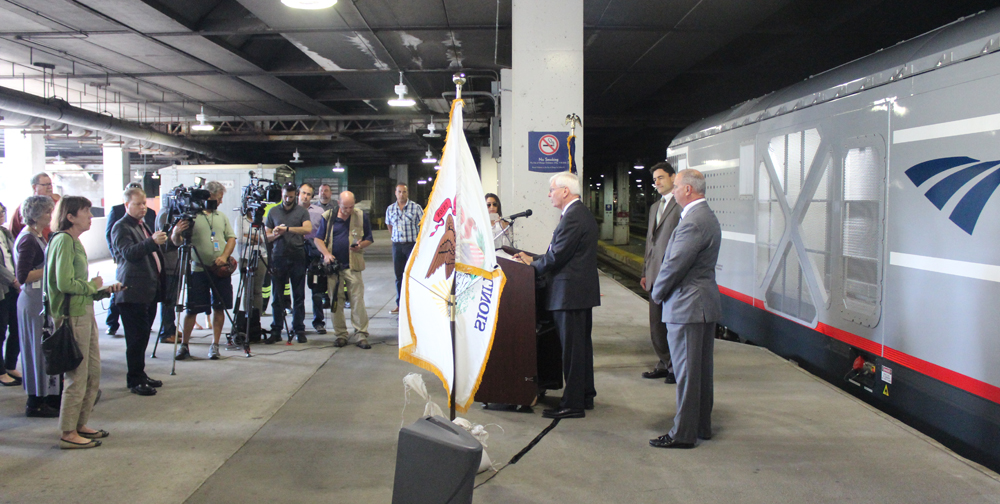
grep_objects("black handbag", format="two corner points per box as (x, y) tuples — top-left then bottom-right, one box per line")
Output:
(40, 232), (83, 375)
(41, 292), (82, 375)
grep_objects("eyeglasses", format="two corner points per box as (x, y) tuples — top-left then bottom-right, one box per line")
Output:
(37, 183), (53, 187)
(486, 202), (498, 207)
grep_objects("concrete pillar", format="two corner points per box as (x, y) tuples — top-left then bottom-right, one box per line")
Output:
(613, 162), (630, 245)
(394, 163), (408, 187)
(2, 132), (45, 216)
(103, 144), (129, 211)
(480, 146), (498, 196)
(601, 180), (614, 240)
(497, 0), (583, 252)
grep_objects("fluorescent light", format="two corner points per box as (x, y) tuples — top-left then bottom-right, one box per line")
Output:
(281, 0), (337, 9)
(388, 71), (416, 107)
(332, 159), (345, 173)
(422, 149), (437, 164)
(290, 149), (303, 163)
(433, 165), (441, 171)
(417, 179), (427, 185)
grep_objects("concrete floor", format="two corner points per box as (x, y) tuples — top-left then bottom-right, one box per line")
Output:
(1, 230), (999, 503)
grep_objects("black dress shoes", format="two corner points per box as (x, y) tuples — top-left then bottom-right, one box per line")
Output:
(649, 434), (694, 449)
(144, 377), (163, 388)
(106, 325), (118, 336)
(129, 383), (157, 396)
(26, 404), (60, 418)
(642, 369), (671, 380)
(542, 407), (585, 419)
(664, 374), (677, 384)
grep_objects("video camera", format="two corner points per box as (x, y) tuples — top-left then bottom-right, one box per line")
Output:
(162, 182), (212, 236)
(241, 171), (282, 226)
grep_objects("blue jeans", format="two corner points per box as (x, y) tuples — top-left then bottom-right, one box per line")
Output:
(392, 241), (415, 306)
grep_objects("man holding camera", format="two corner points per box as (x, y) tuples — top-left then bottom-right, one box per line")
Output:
(265, 182), (312, 344)
(112, 186), (167, 396)
(171, 181), (236, 360)
(300, 183), (329, 334)
(313, 191), (373, 349)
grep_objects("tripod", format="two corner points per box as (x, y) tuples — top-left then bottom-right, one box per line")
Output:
(229, 217), (292, 349)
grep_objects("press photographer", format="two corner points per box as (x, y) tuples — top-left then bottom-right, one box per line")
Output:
(265, 182), (312, 344)
(169, 180), (236, 360)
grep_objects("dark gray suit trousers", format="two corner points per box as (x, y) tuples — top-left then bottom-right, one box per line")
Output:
(666, 321), (715, 443)
(649, 300), (673, 373)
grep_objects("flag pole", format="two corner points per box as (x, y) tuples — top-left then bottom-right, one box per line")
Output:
(449, 72), (466, 422)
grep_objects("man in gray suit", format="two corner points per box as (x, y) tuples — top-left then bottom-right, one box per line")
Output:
(649, 169), (722, 449)
(641, 162), (682, 383)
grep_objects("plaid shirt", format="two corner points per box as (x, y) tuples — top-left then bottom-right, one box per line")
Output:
(386, 199), (423, 243)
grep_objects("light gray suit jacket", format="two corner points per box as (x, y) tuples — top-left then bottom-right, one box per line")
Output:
(651, 201), (722, 324)
(642, 196), (681, 292)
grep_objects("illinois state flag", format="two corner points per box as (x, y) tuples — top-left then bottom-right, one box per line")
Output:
(399, 99), (506, 413)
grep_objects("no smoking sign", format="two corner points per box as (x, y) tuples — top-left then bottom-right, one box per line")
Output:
(528, 131), (568, 172)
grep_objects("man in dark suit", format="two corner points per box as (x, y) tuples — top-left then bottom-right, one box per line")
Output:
(515, 172), (600, 419)
(649, 169), (722, 449)
(105, 182), (155, 336)
(112, 186), (168, 396)
(640, 162), (682, 384)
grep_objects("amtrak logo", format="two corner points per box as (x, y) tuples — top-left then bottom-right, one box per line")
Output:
(904, 156), (1000, 234)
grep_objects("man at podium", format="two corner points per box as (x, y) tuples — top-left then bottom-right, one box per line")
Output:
(514, 172), (600, 419)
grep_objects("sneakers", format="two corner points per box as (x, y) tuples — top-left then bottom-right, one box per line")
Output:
(333, 337), (348, 347)
(390, 306), (399, 314)
(296, 332), (308, 343)
(264, 330), (282, 345)
(175, 344), (190, 360)
(313, 323), (327, 335)
(208, 343), (220, 360)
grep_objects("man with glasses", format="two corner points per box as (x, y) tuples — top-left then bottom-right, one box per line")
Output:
(300, 183), (329, 334)
(9, 173), (59, 239)
(385, 183), (422, 314)
(313, 191), (373, 349)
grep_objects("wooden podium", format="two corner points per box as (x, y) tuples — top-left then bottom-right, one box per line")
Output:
(473, 257), (540, 406)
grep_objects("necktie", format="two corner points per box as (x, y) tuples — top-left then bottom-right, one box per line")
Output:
(143, 224), (162, 274)
(655, 198), (667, 227)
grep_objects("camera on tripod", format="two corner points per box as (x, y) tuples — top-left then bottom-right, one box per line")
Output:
(241, 171), (282, 226)
(162, 183), (213, 236)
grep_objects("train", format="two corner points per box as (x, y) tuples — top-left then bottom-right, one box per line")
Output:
(666, 8), (1000, 471)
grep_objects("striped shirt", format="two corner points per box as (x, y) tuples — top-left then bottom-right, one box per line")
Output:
(386, 200), (424, 243)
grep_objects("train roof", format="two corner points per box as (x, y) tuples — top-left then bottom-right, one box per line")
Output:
(669, 8), (1000, 148)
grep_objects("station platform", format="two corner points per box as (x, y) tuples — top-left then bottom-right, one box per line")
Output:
(1, 230), (999, 503)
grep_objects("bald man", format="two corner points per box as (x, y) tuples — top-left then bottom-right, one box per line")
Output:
(313, 191), (374, 349)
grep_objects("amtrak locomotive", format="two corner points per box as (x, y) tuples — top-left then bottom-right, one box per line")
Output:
(666, 8), (1000, 471)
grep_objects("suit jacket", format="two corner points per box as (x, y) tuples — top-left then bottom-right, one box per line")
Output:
(642, 196), (681, 292)
(0, 227), (16, 301)
(112, 214), (164, 304)
(530, 200), (601, 311)
(651, 201), (722, 324)
(106, 204), (156, 258)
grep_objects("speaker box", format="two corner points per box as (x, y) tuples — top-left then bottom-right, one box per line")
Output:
(392, 415), (482, 504)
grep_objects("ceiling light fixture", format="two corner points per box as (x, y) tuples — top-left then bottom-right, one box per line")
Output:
(388, 71), (416, 107)
(423, 120), (440, 138)
(433, 165), (441, 171)
(290, 149), (303, 163)
(53, 153), (65, 165)
(151, 170), (160, 180)
(281, 0), (337, 9)
(332, 159), (345, 173)
(422, 148), (437, 164)
(634, 160), (644, 170)
(191, 105), (214, 132)
(417, 179), (427, 185)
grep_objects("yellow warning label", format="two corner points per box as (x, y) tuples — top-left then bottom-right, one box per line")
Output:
(883, 385), (889, 396)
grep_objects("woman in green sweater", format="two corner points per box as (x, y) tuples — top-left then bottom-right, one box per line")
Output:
(46, 196), (123, 449)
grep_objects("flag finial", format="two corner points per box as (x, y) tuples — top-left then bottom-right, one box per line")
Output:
(453, 72), (466, 100)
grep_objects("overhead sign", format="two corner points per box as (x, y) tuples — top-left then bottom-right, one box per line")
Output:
(528, 131), (568, 172)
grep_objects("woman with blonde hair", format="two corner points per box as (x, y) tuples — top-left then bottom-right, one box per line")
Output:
(45, 196), (123, 449)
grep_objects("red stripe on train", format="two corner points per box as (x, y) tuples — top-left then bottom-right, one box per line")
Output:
(719, 287), (1000, 405)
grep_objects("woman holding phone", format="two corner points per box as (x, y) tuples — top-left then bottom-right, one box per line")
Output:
(45, 196), (123, 449)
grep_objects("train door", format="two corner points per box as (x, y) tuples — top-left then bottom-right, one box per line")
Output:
(755, 104), (888, 345)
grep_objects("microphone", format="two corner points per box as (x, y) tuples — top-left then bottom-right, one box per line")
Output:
(507, 209), (532, 220)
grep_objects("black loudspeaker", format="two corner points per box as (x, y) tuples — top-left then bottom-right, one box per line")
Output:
(392, 415), (482, 504)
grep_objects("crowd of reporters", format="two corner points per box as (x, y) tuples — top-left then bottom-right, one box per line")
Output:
(2, 174), (375, 450)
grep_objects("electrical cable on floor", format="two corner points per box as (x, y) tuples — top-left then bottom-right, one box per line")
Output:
(474, 418), (561, 489)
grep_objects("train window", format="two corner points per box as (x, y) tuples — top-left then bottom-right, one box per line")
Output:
(756, 161), (784, 284)
(839, 140), (886, 327)
(801, 156), (833, 300)
(765, 246), (817, 322)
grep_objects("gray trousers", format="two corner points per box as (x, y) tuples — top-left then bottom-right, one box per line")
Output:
(666, 322), (714, 443)
(59, 304), (101, 432)
(648, 300), (673, 374)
